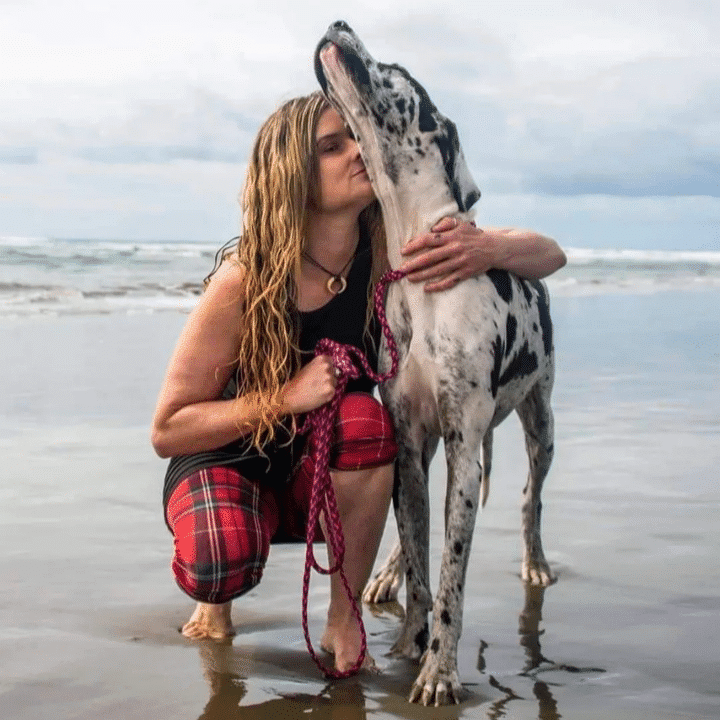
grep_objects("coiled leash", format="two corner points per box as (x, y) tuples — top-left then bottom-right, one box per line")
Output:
(300, 268), (405, 678)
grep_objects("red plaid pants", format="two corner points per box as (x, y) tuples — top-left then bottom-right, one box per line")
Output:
(166, 392), (397, 604)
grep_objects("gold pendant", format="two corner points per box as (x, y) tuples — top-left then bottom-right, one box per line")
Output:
(327, 276), (347, 295)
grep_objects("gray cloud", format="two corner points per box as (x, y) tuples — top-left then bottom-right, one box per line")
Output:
(4, 49), (716, 199)
(530, 167), (720, 198)
(75, 145), (245, 164)
(443, 53), (720, 199)
(0, 87), (260, 166)
(0, 147), (38, 164)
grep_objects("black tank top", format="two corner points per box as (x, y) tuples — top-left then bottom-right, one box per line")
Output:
(161, 231), (380, 521)
(296, 235), (378, 387)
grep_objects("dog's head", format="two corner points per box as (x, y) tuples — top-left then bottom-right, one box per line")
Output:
(314, 21), (480, 216)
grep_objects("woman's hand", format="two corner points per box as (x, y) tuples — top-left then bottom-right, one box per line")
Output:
(399, 217), (496, 292)
(280, 355), (338, 415)
(399, 217), (566, 292)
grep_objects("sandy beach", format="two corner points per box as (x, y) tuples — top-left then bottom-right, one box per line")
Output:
(1, 287), (719, 720)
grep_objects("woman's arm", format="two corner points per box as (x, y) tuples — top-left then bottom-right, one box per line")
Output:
(150, 261), (338, 458)
(399, 217), (567, 293)
(151, 260), (260, 458)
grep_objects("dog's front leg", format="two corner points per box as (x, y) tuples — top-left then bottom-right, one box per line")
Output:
(410, 417), (486, 706)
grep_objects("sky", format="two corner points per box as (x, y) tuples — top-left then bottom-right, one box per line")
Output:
(1, 0), (718, 250)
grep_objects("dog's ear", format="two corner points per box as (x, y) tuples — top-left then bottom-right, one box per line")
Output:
(434, 119), (480, 212)
(453, 148), (481, 212)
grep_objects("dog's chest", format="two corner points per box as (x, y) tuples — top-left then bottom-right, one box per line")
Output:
(382, 271), (552, 414)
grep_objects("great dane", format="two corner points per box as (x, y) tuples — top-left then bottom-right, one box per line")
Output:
(314, 21), (556, 706)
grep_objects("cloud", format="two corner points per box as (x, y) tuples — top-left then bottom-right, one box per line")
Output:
(479, 193), (720, 250)
(72, 88), (260, 164)
(0, 156), (244, 240)
(448, 53), (720, 199)
(529, 167), (720, 199)
(75, 145), (244, 164)
(0, 87), (261, 166)
(0, 147), (38, 165)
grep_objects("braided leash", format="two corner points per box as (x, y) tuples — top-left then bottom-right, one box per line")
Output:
(300, 268), (405, 678)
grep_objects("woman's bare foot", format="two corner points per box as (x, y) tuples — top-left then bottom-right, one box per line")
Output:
(181, 601), (235, 640)
(321, 616), (378, 673)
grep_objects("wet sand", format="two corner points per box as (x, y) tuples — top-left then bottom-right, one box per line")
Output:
(1, 289), (719, 719)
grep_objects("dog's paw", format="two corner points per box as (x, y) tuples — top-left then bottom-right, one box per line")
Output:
(389, 636), (425, 660)
(522, 558), (556, 586)
(367, 598), (405, 620)
(363, 542), (404, 604)
(363, 567), (403, 604)
(409, 659), (463, 706)
(388, 620), (427, 660)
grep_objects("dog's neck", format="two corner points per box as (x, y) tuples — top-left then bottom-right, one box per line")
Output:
(372, 165), (474, 270)
(343, 107), (473, 270)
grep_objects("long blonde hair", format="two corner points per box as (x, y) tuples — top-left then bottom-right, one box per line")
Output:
(217, 92), (387, 449)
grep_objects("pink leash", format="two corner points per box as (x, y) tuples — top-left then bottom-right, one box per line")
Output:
(300, 268), (405, 678)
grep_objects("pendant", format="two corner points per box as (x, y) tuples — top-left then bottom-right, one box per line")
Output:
(327, 275), (348, 295)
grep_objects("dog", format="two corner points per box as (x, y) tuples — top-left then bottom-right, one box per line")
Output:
(315, 21), (556, 706)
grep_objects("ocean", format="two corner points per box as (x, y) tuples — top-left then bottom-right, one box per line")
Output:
(2, 235), (720, 317)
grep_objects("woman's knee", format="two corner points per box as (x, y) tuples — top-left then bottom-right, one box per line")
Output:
(331, 392), (398, 471)
(166, 468), (276, 603)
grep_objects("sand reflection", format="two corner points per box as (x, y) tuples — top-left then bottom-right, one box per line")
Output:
(196, 640), (368, 720)
(484, 583), (604, 719)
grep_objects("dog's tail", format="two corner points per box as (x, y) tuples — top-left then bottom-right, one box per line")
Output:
(481, 431), (493, 508)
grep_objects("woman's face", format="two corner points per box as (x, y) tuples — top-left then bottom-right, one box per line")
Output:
(310, 107), (375, 216)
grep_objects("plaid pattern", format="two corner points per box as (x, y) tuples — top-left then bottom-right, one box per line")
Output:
(330, 391), (398, 471)
(167, 466), (278, 603)
(166, 392), (397, 604)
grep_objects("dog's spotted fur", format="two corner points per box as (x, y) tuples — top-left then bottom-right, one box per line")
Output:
(315, 21), (556, 706)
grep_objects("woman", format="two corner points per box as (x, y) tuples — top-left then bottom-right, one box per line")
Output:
(151, 92), (566, 672)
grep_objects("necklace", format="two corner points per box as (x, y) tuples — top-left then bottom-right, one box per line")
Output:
(302, 248), (356, 295)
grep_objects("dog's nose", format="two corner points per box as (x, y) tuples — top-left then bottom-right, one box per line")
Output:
(331, 20), (352, 33)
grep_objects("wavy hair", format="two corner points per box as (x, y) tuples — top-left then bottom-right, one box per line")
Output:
(209, 92), (387, 450)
